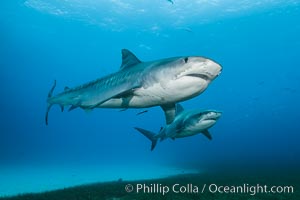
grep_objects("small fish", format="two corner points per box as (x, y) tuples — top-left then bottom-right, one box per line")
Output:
(181, 27), (193, 33)
(136, 110), (148, 115)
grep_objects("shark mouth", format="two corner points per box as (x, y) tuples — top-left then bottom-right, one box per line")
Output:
(203, 117), (217, 121)
(203, 114), (221, 121)
(186, 74), (210, 81)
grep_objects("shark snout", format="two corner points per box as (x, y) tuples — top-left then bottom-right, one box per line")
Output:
(206, 59), (222, 80)
(214, 111), (222, 120)
(202, 111), (222, 121)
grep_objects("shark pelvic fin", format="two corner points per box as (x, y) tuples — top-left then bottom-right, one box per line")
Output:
(120, 49), (141, 69)
(134, 127), (158, 151)
(201, 130), (212, 140)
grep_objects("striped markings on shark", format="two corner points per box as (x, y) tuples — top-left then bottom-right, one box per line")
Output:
(134, 104), (222, 151)
(46, 49), (221, 125)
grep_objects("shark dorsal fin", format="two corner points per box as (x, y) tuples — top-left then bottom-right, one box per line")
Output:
(175, 104), (184, 116)
(120, 49), (141, 69)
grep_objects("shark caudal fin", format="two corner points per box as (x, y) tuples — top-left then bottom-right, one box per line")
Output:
(134, 127), (158, 151)
(45, 80), (57, 125)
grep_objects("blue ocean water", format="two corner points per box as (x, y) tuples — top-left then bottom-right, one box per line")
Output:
(1, 0), (300, 196)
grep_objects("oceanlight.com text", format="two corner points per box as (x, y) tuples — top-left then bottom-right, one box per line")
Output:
(125, 183), (294, 196)
(208, 183), (294, 195)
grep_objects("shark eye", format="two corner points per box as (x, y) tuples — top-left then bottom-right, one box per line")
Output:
(184, 57), (189, 63)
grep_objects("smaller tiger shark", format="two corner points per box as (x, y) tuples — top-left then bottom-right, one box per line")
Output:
(134, 104), (222, 151)
(46, 49), (221, 125)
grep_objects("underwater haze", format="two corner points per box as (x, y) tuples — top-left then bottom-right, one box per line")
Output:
(1, 0), (300, 197)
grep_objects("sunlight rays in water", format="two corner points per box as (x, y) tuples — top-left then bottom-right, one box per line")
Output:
(24, 0), (299, 32)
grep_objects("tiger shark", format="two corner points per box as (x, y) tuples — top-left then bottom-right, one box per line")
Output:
(46, 49), (222, 125)
(135, 104), (222, 151)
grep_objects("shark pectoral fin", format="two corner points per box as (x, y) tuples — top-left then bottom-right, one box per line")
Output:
(201, 130), (212, 140)
(161, 103), (176, 125)
(175, 104), (184, 115)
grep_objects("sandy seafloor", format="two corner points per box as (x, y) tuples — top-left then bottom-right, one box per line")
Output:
(0, 168), (299, 200)
(0, 164), (198, 197)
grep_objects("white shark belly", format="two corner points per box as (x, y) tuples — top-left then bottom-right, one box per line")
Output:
(99, 76), (208, 108)
(175, 130), (200, 138)
(177, 120), (216, 138)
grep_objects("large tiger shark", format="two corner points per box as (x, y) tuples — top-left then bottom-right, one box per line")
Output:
(46, 49), (222, 125)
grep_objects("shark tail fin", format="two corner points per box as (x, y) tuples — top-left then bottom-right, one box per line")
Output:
(45, 80), (57, 125)
(134, 127), (158, 151)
